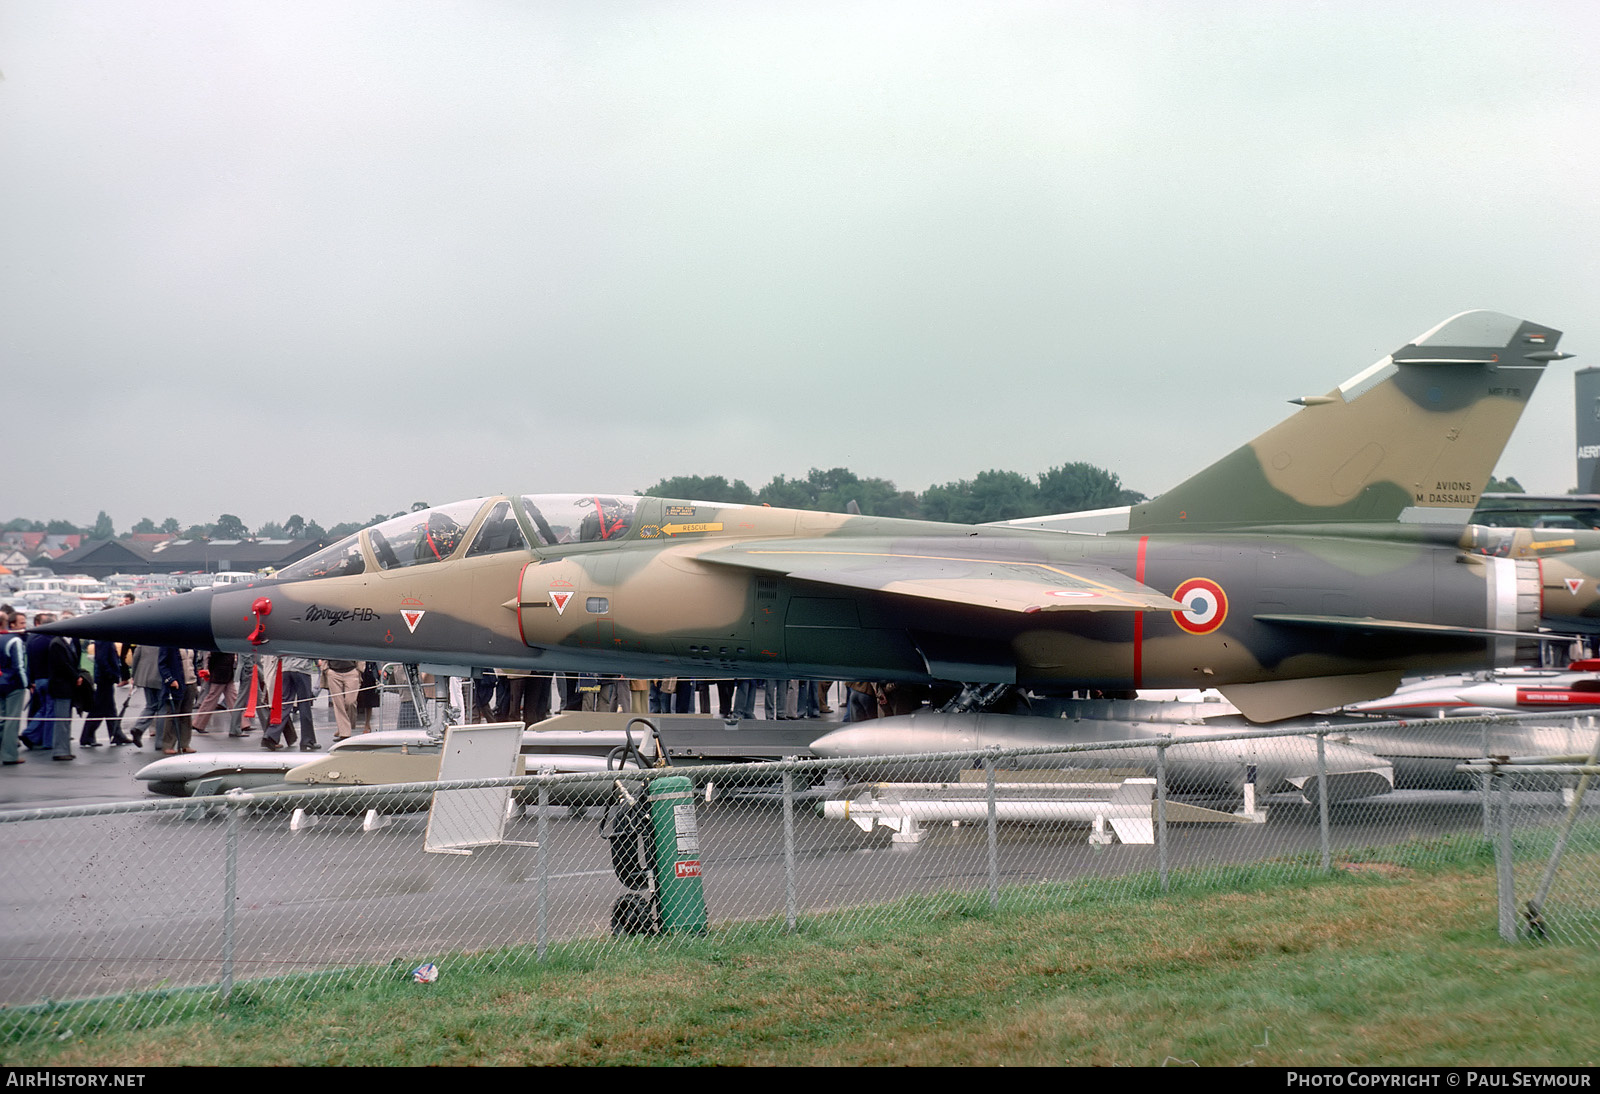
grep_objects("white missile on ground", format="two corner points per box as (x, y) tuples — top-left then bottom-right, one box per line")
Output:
(132, 727), (649, 809)
(135, 750), (331, 797)
(810, 711), (1396, 806)
(823, 777), (1159, 844)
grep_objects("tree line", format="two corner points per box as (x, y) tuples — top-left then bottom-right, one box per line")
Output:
(2, 503), (435, 545)
(3, 470), (1545, 551)
(6, 462), (1144, 544)
(641, 463), (1146, 524)
(5, 470), (1543, 546)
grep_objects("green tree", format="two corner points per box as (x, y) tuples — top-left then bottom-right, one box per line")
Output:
(1486, 475), (1525, 493)
(131, 517), (157, 534)
(160, 518), (180, 535)
(91, 511), (115, 539)
(845, 477), (920, 519)
(921, 470), (1040, 524)
(756, 473), (817, 510)
(1036, 462), (1146, 513)
(410, 501), (430, 512)
(256, 521), (287, 538)
(214, 514), (249, 539)
(644, 476), (757, 504)
(45, 519), (81, 535)
(305, 520), (328, 540)
(284, 514), (306, 537)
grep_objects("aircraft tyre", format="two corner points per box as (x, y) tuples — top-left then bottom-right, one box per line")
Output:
(611, 892), (659, 937)
(605, 800), (654, 891)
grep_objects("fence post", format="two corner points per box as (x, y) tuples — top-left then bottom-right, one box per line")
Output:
(985, 755), (998, 911)
(1156, 740), (1169, 893)
(1495, 773), (1517, 943)
(1317, 731), (1331, 873)
(783, 768), (797, 933)
(537, 782), (549, 961)
(1481, 719), (1493, 840)
(221, 797), (238, 1005)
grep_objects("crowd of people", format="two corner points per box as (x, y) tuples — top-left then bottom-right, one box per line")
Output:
(0, 596), (386, 765)
(468, 673), (926, 723)
(0, 598), (922, 771)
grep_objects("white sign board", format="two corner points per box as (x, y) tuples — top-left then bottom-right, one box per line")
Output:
(424, 722), (525, 854)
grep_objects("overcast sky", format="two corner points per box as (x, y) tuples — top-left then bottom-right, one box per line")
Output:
(3, 1), (1597, 532)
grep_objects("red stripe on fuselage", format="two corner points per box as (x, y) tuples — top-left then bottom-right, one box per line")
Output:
(515, 562), (531, 646)
(1134, 535), (1148, 688)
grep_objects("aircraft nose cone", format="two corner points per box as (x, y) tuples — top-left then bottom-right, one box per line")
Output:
(32, 589), (219, 650)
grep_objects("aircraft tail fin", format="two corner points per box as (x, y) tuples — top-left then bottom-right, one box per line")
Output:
(1126, 311), (1569, 534)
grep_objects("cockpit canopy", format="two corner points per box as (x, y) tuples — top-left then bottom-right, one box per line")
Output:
(368, 498), (488, 570)
(277, 534), (365, 581)
(275, 494), (645, 582)
(520, 495), (638, 545)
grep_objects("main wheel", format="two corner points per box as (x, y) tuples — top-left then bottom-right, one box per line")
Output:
(611, 892), (658, 936)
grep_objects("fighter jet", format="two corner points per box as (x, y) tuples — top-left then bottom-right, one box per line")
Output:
(39, 310), (1587, 724)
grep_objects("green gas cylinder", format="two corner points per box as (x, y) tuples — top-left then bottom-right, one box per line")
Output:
(647, 775), (708, 933)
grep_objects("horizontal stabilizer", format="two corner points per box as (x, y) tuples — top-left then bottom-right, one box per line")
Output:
(700, 539), (1182, 614)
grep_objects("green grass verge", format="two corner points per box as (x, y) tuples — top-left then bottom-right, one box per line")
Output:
(5, 834), (1598, 1066)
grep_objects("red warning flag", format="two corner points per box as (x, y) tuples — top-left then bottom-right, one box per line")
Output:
(244, 665), (259, 721)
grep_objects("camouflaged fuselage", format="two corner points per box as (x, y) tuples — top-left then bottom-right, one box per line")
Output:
(194, 496), (1533, 694)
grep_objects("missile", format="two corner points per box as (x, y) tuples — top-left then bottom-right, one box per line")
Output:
(1451, 681), (1600, 712)
(822, 778), (1158, 844)
(810, 711), (1395, 805)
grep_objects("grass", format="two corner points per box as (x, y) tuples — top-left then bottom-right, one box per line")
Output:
(5, 836), (1599, 1066)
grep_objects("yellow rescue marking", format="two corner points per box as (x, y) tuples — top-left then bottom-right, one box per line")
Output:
(661, 522), (724, 536)
(1527, 538), (1577, 552)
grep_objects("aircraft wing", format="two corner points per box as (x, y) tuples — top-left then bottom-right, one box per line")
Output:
(698, 540), (1183, 614)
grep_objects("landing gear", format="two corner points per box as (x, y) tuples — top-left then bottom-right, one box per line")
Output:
(937, 683), (1017, 715)
(401, 663), (460, 740)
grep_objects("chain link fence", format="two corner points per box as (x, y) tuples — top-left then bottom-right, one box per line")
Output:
(4, 712), (1597, 1040)
(1467, 757), (1600, 946)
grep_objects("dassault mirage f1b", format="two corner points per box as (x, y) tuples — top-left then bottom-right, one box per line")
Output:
(42, 311), (1594, 725)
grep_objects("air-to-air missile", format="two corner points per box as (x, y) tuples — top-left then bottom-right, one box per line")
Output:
(821, 778), (1165, 846)
(132, 725), (657, 803)
(806, 690), (1595, 803)
(1331, 661), (1600, 719)
(809, 702), (1400, 805)
(40, 310), (1598, 805)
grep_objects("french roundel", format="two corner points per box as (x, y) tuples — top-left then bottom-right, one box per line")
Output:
(1171, 578), (1228, 635)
